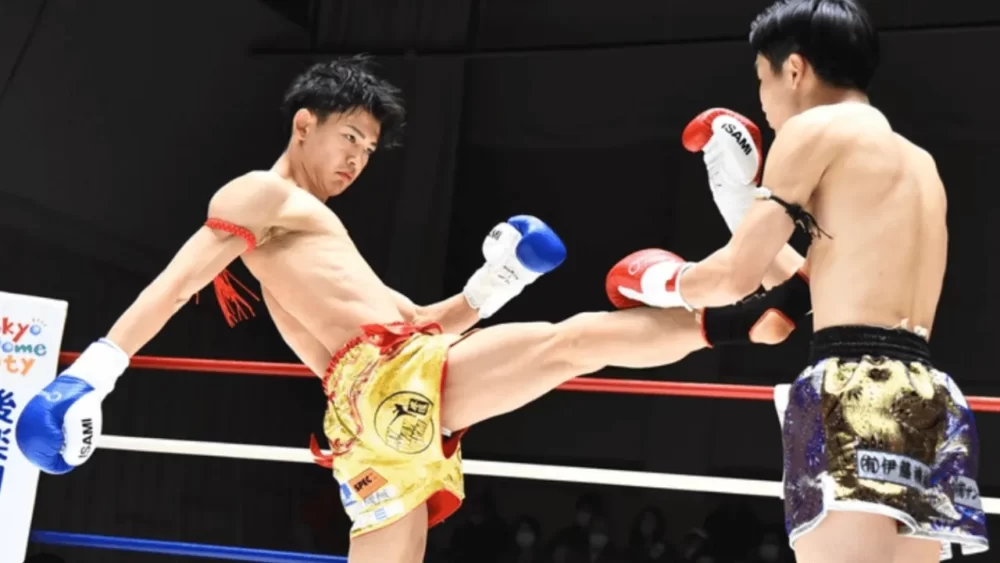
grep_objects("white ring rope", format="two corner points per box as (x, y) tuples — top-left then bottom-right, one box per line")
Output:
(97, 435), (1000, 514)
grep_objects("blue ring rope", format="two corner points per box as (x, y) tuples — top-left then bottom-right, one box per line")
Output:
(31, 530), (348, 562)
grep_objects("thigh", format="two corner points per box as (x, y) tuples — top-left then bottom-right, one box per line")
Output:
(892, 536), (941, 563)
(442, 309), (706, 431)
(793, 511), (898, 563)
(349, 502), (428, 563)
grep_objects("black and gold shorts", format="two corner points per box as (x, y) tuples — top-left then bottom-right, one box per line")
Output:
(778, 325), (988, 560)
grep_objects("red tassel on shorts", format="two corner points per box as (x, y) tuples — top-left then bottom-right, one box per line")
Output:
(310, 434), (335, 468)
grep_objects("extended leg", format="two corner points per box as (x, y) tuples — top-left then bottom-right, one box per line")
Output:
(442, 307), (705, 431)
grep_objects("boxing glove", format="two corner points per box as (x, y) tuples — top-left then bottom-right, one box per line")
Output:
(606, 249), (695, 310)
(682, 108), (764, 232)
(16, 338), (129, 474)
(464, 215), (567, 318)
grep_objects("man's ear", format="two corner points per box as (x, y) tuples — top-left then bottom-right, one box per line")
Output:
(785, 54), (806, 89)
(292, 108), (316, 142)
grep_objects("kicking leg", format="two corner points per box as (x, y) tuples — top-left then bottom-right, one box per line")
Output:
(442, 307), (705, 431)
(348, 503), (428, 563)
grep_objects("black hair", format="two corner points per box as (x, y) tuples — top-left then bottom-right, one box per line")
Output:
(281, 55), (406, 149)
(749, 0), (879, 91)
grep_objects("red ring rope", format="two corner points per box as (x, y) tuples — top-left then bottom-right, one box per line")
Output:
(58, 352), (1000, 413)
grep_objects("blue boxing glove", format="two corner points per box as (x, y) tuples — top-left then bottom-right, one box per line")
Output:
(16, 338), (128, 474)
(463, 215), (567, 318)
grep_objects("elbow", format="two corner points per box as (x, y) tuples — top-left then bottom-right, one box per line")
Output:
(146, 274), (197, 311)
(721, 277), (759, 304)
(406, 304), (428, 325)
(705, 247), (765, 304)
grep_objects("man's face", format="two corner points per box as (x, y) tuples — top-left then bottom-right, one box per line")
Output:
(756, 54), (797, 132)
(298, 109), (381, 198)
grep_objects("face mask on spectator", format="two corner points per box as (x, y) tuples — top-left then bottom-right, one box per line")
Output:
(639, 514), (656, 537)
(589, 532), (608, 549)
(649, 541), (665, 558)
(759, 542), (779, 562)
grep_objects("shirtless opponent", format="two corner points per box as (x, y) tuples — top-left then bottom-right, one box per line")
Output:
(16, 57), (803, 562)
(614, 1), (989, 561)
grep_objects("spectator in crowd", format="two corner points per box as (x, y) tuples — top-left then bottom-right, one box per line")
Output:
(501, 515), (546, 563)
(628, 505), (679, 562)
(583, 514), (621, 563)
(746, 528), (788, 563)
(678, 527), (710, 561)
(450, 488), (509, 563)
(550, 492), (603, 557)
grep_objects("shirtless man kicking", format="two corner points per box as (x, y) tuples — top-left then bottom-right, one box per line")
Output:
(16, 56), (801, 562)
(615, 1), (989, 561)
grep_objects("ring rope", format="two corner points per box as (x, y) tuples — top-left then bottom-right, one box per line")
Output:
(95, 434), (1000, 514)
(58, 352), (1000, 411)
(30, 530), (346, 562)
(36, 353), (1000, 561)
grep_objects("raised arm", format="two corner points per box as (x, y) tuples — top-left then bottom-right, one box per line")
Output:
(16, 171), (293, 475)
(683, 108), (807, 289)
(679, 112), (834, 307)
(107, 172), (289, 355)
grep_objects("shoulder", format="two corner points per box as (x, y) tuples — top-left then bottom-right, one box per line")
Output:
(212, 171), (293, 204)
(771, 104), (888, 169)
(775, 106), (847, 148)
(766, 109), (841, 175)
(900, 137), (937, 169)
(901, 137), (947, 209)
(207, 171), (294, 228)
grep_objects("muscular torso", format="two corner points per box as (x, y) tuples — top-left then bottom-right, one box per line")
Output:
(802, 104), (948, 335)
(239, 183), (403, 372)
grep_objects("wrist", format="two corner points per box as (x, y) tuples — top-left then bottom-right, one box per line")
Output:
(673, 263), (697, 311)
(67, 339), (130, 393)
(712, 184), (756, 232)
(462, 265), (492, 314)
(463, 266), (524, 319)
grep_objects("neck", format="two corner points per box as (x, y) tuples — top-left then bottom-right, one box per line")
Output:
(804, 86), (869, 109)
(272, 151), (327, 201)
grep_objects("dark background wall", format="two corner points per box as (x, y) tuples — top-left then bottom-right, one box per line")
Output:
(2, 0), (998, 561)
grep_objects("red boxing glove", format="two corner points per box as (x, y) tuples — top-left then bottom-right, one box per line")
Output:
(606, 249), (695, 310)
(682, 108), (765, 232)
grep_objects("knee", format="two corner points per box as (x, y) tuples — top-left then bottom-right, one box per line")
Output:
(749, 310), (796, 345)
(549, 312), (606, 374)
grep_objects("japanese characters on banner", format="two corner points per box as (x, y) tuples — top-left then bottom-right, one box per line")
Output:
(0, 291), (68, 563)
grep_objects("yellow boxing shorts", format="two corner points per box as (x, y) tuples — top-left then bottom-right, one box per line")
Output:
(311, 322), (472, 538)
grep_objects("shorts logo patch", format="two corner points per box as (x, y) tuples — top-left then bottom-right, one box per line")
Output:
(350, 468), (388, 500)
(954, 477), (982, 510)
(856, 450), (931, 490)
(375, 391), (435, 454)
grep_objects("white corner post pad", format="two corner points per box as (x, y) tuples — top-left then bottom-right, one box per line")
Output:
(774, 384), (792, 430)
(0, 291), (69, 563)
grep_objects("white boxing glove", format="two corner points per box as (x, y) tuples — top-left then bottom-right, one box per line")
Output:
(463, 215), (566, 318)
(682, 108), (765, 232)
(16, 339), (128, 474)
